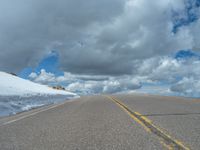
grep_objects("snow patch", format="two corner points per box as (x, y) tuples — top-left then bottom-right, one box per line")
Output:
(0, 71), (77, 96)
(0, 71), (79, 116)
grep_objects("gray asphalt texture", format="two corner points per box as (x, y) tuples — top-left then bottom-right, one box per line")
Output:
(0, 94), (199, 150)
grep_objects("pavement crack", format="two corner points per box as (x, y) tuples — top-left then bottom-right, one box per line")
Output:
(141, 113), (200, 117)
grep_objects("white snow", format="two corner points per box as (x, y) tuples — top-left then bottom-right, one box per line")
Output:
(0, 71), (77, 97)
(0, 71), (79, 116)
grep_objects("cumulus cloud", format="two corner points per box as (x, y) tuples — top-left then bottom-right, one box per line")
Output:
(66, 78), (141, 95)
(59, 0), (195, 75)
(139, 56), (196, 81)
(29, 69), (142, 94)
(170, 77), (200, 97)
(29, 72), (37, 79)
(0, 0), (125, 72)
(28, 51), (200, 97)
(29, 69), (57, 84)
(135, 53), (200, 97)
(1, 0), (200, 97)
(0, 0), (200, 75)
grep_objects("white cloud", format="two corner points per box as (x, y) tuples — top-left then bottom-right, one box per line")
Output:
(5, 0), (199, 97)
(29, 72), (37, 79)
(29, 53), (200, 97)
(29, 69), (56, 84)
(170, 77), (200, 97)
(0, 0), (200, 76)
(136, 54), (200, 97)
(65, 77), (142, 95)
(66, 81), (104, 95)
(137, 56), (199, 83)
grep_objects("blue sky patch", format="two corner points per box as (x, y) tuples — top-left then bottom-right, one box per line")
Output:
(175, 50), (199, 59)
(172, 0), (200, 33)
(19, 51), (64, 79)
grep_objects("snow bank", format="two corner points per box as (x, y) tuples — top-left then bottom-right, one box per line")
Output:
(0, 71), (79, 116)
(0, 71), (77, 96)
(0, 95), (76, 116)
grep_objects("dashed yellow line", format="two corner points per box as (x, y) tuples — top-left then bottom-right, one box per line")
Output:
(106, 96), (190, 150)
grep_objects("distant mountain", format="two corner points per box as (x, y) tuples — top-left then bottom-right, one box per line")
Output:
(0, 71), (77, 97)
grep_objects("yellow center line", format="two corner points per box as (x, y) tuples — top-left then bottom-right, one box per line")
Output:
(106, 95), (190, 150)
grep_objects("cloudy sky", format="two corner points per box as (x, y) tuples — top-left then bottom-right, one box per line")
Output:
(1, 0), (200, 97)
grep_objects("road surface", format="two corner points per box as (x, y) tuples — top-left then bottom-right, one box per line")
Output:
(0, 94), (200, 150)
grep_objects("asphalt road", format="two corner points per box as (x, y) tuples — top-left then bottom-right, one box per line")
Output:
(0, 94), (199, 150)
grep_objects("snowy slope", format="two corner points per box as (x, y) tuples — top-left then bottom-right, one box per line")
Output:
(0, 71), (77, 96)
(0, 71), (79, 116)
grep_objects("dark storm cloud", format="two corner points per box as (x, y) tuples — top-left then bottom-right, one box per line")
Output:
(0, 0), (198, 75)
(0, 0), (126, 72)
